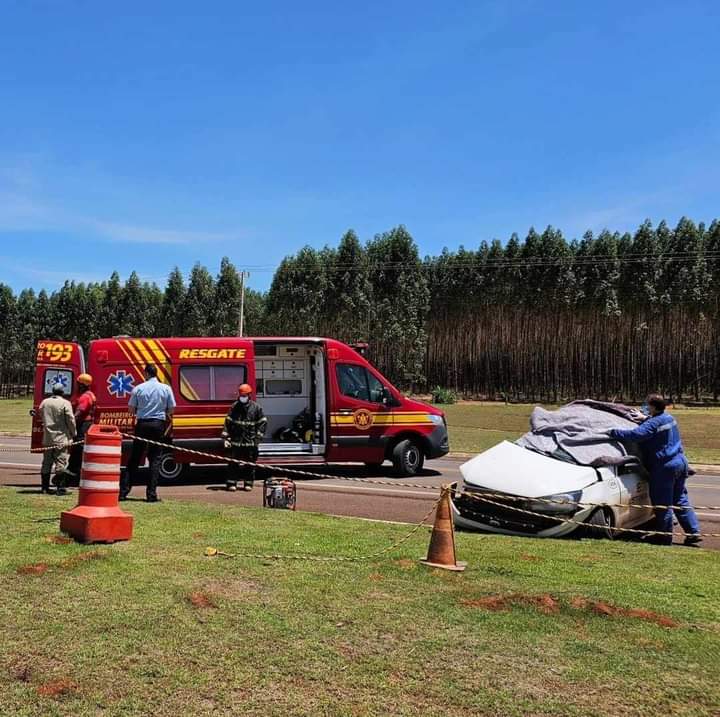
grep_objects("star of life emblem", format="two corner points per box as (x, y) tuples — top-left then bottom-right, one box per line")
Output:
(108, 370), (135, 398)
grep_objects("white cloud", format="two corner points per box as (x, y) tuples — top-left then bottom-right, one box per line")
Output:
(89, 220), (236, 245)
(0, 190), (237, 246)
(0, 191), (50, 226)
(0, 155), (240, 246)
(557, 190), (671, 238)
(0, 257), (109, 286)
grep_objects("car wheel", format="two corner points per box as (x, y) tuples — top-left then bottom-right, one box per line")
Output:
(584, 507), (615, 540)
(158, 451), (188, 482)
(391, 439), (425, 477)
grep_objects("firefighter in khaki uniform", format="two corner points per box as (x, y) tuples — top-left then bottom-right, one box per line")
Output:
(221, 383), (267, 491)
(39, 382), (77, 495)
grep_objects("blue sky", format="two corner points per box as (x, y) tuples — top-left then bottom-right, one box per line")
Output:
(1, 1), (719, 293)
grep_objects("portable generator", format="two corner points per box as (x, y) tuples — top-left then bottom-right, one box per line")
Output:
(263, 477), (297, 510)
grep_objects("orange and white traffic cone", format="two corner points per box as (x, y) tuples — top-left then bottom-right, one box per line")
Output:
(60, 425), (133, 543)
(420, 486), (466, 572)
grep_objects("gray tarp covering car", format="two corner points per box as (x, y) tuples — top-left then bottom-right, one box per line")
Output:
(515, 400), (643, 466)
(452, 401), (654, 538)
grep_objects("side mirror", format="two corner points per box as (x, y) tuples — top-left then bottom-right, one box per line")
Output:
(29, 409), (36, 417)
(381, 387), (392, 405)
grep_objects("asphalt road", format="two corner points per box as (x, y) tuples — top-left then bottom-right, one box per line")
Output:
(2, 435), (719, 549)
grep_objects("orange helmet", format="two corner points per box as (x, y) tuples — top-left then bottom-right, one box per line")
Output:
(77, 373), (93, 387)
(238, 383), (253, 396)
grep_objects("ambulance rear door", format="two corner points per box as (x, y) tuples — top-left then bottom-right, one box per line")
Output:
(32, 341), (86, 449)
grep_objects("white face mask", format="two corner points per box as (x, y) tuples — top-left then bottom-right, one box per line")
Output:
(239, 396), (249, 404)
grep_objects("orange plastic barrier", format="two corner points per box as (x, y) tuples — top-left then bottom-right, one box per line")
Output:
(60, 424), (133, 543)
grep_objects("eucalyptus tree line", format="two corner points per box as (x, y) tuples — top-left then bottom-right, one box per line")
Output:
(264, 225), (429, 387)
(424, 218), (720, 401)
(0, 259), (263, 396)
(1, 218), (719, 401)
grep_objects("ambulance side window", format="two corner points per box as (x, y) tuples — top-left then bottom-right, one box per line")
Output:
(337, 364), (370, 401)
(336, 364), (385, 403)
(214, 366), (245, 400)
(43, 369), (73, 397)
(367, 372), (384, 403)
(180, 365), (247, 401)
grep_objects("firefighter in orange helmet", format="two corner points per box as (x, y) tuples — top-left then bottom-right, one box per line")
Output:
(221, 383), (267, 491)
(67, 373), (97, 480)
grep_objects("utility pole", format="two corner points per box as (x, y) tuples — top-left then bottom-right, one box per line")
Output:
(238, 271), (250, 336)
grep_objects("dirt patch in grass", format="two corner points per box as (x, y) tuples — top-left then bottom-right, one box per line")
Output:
(16, 552), (104, 575)
(462, 593), (560, 614)
(393, 559), (416, 570)
(188, 591), (218, 609)
(8, 661), (33, 683)
(46, 535), (72, 545)
(621, 609), (679, 628)
(198, 577), (261, 601)
(570, 597), (679, 628)
(36, 680), (77, 698)
(519, 554), (541, 562)
(192, 532), (206, 539)
(60, 551), (105, 569)
(462, 593), (680, 628)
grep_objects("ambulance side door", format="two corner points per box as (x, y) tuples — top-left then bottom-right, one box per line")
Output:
(327, 362), (391, 463)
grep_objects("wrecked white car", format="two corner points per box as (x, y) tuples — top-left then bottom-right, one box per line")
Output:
(451, 401), (655, 539)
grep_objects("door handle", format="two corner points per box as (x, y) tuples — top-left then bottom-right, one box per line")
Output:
(338, 410), (353, 415)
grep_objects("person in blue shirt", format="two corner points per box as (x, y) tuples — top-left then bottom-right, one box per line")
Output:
(609, 394), (701, 546)
(120, 363), (176, 502)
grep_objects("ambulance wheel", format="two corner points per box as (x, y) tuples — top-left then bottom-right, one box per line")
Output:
(584, 507), (615, 540)
(158, 452), (188, 482)
(392, 439), (424, 477)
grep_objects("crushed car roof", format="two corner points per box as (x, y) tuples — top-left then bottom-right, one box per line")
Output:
(460, 440), (600, 497)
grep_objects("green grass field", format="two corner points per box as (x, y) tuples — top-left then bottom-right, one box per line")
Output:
(3, 397), (720, 464)
(0, 398), (33, 435)
(1, 490), (719, 716)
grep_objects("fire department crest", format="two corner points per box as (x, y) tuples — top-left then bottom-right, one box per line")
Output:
(353, 408), (374, 430)
(107, 370), (135, 398)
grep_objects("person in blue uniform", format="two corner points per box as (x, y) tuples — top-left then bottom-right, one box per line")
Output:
(609, 394), (701, 546)
(121, 363), (176, 502)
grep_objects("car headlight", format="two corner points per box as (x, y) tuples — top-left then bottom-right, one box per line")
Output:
(524, 490), (582, 515)
(428, 414), (444, 425)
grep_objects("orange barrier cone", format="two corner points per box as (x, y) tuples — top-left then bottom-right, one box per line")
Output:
(420, 486), (466, 572)
(60, 425), (133, 543)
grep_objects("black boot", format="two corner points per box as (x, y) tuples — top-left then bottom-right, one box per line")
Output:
(54, 472), (68, 496)
(41, 473), (51, 494)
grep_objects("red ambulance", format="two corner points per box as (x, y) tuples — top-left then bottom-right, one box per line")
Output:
(32, 337), (449, 479)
